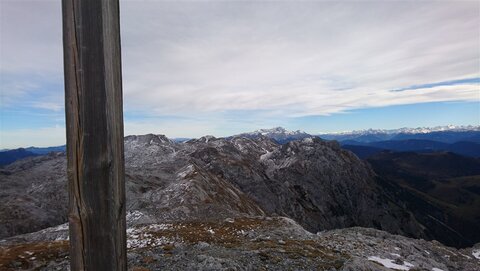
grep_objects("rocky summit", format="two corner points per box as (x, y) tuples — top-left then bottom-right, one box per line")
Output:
(1, 133), (479, 270)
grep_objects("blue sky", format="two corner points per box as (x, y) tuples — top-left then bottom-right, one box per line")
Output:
(1, 1), (479, 149)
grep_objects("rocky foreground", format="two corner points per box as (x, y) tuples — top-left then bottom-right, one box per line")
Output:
(1, 216), (479, 270)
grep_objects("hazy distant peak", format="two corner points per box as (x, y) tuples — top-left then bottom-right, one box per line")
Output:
(322, 125), (480, 136)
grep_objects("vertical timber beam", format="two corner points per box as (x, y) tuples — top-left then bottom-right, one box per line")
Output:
(62, 0), (126, 270)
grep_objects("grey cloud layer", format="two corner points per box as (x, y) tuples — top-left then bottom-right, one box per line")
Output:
(1, 0), (479, 116)
(120, 1), (479, 116)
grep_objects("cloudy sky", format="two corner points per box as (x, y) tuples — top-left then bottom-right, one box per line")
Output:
(0, 0), (479, 148)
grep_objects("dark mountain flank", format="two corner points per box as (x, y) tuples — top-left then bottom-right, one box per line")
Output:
(0, 146), (66, 167)
(341, 145), (384, 159)
(0, 148), (38, 166)
(342, 139), (480, 158)
(368, 151), (480, 247)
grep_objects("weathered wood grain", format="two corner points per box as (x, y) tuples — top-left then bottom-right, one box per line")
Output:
(62, 0), (126, 270)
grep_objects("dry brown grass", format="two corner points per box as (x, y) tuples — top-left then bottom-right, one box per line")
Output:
(0, 240), (68, 270)
(147, 217), (267, 246)
(141, 255), (155, 264)
(0, 217), (347, 270)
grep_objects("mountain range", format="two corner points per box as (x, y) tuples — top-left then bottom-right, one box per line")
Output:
(319, 125), (480, 144)
(2, 126), (479, 166)
(319, 125), (480, 138)
(0, 146), (66, 166)
(0, 134), (422, 239)
(316, 126), (480, 159)
(1, 127), (479, 269)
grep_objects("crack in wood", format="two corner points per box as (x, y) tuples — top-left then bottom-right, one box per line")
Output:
(62, 0), (126, 270)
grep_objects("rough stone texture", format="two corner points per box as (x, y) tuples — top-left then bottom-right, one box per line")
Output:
(1, 217), (479, 270)
(1, 134), (479, 269)
(1, 135), (424, 241)
(0, 152), (68, 238)
(196, 136), (423, 238)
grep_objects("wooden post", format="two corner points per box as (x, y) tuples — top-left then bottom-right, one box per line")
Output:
(62, 0), (126, 270)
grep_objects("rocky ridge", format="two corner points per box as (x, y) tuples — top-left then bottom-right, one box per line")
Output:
(1, 133), (479, 270)
(1, 134), (426, 240)
(233, 127), (312, 144)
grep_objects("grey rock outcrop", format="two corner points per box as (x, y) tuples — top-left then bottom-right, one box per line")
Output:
(0, 152), (67, 238)
(1, 217), (478, 270)
(1, 134), (425, 240)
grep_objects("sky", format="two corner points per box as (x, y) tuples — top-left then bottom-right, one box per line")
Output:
(0, 0), (479, 149)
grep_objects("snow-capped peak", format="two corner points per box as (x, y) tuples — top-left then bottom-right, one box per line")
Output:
(233, 127), (312, 144)
(249, 127), (307, 136)
(320, 125), (480, 136)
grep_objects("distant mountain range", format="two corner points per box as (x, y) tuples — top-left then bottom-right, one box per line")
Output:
(24, 145), (67, 155)
(1, 125), (479, 166)
(0, 148), (39, 166)
(320, 125), (480, 136)
(0, 145), (66, 166)
(342, 140), (480, 159)
(318, 125), (480, 143)
(317, 125), (480, 158)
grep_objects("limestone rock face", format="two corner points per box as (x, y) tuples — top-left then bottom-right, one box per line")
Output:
(190, 136), (425, 238)
(0, 152), (68, 239)
(1, 135), (424, 240)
